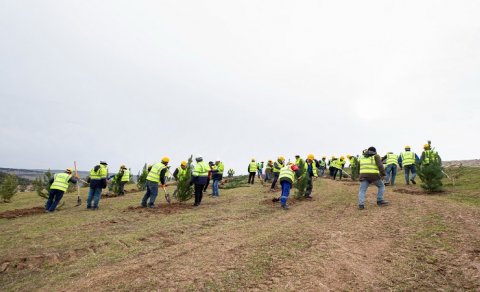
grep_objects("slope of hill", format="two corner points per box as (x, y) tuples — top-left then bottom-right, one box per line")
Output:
(0, 168), (479, 290)
(0, 168), (92, 180)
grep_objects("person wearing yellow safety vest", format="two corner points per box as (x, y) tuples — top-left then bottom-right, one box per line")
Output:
(173, 161), (188, 181)
(304, 154), (318, 198)
(295, 155), (305, 167)
(279, 163), (301, 209)
(358, 147), (389, 210)
(382, 152), (399, 186)
(45, 168), (78, 212)
(328, 156), (337, 178)
(398, 146), (420, 185)
(317, 157), (327, 177)
(257, 161), (264, 179)
(87, 161), (108, 210)
(333, 156), (346, 180)
(191, 155), (210, 206)
(141, 157), (169, 208)
(247, 158), (258, 184)
(420, 144), (441, 166)
(265, 160), (274, 182)
(115, 165), (130, 196)
(270, 156), (285, 191)
(211, 159), (224, 197)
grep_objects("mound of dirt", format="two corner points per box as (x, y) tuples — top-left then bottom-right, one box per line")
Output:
(260, 196), (303, 206)
(125, 203), (193, 215)
(339, 181), (358, 186)
(0, 207), (45, 219)
(0, 242), (110, 273)
(393, 188), (425, 195)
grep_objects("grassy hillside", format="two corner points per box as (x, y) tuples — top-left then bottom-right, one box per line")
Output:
(0, 169), (479, 291)
(0, 171), (32, 186)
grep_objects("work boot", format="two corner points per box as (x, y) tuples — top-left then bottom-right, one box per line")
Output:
(377, 200), (389, 206)
(358, 205), (365, 210)
(141, 203), (147, 208)
(410, 179), (416, 184)
(305, 195), (313, 199)
(281, 204), (289, 210)
(384, 182), (390, 186)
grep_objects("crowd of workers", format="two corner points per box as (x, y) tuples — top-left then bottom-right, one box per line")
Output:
(44, 143), (439, 212)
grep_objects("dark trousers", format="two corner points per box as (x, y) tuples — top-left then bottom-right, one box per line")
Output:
(45, 189), (64, 212)
(329, 167), (335, 177)
(333, 169), (343, 180)
(203, 179), (210, 192)
(248, 172), (256, 184)
(118, 182), (126, 195)
(271, 173), (280, 189)
(305, 176), (313, 197)
(194, 184), (205, 206)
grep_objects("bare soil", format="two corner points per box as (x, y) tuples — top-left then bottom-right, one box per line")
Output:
(0, 206), (45, 219)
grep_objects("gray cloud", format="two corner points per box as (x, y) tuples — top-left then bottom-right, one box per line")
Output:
(1, 0), (479, 174)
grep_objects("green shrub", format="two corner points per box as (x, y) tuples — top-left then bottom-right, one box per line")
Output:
(0, 174), (18, 202)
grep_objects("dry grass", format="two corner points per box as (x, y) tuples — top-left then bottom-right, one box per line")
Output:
(0, 174), (479, 291)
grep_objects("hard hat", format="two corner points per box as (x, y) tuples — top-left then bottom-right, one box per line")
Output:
(423, 144), (430, 149)
(405, 145), (411, 149)
(66, 168), (73, 174)
(322, 156), (326, 159)
(347, 155), (351, 159)
(196, 154), (203, 160)
(340, 156), (345, 160)
(279, 156), (285, 161)
(181, 161), (187, 166)
(215, 158), (221, 162)
(162, 157), (170, 163)
(307, 154), (315, 160)
(120, 164), (126, 169)
(99, 161), (108, 165)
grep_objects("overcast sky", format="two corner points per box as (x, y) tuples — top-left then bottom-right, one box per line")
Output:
(1, 0), (479, 174)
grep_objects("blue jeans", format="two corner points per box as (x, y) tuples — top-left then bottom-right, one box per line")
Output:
(265, 172), (272, 182)
(280, 180), (292, 206)
(404, 165), (417, 183)
(142, 181), (159, 207)
(87, 187), (102, 208)
(45, 189), (64, 212)
(385, 164), (397, 185)
(212, 179), (220, 197)
(318, 168), (325, 177)
(257, 169), (263, 178)
(358, 179), (385, 206)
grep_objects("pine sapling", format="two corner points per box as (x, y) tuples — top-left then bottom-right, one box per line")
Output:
(0, 174), (18, 202)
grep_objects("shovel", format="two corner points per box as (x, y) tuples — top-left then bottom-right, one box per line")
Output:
(162, 185), (171, 204)
(74, 161), (82, 206)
